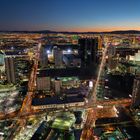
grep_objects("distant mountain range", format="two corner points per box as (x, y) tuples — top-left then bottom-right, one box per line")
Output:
(1, 30), (140, 34)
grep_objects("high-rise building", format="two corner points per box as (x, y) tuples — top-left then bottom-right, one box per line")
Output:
(0, 51), (4, 66)
(53, 46), (63, 68)
(78, 38), (98, 67)
(54, 79), (61, 94)
(5, 57), (16, 84)
(40, 46), (48, 68)
(131, 77), (140, 107)
(36, 77), (51, 91)
(108, 45), (116, 57)
(107, 45), (117, 70)
(0, 70), (2, 80)
(98, 36), (103, 50)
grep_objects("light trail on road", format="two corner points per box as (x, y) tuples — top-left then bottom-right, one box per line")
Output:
(92, 43), (110, 103)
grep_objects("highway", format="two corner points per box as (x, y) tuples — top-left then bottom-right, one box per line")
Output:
(20, 43), (41, 115)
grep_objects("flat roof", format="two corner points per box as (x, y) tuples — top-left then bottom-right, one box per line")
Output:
(0, 85), (17, 92)
(45, 44), (79, 50)
(51, 112), (75, 130)
(32, 96), (85, 106)
(37, 66), (97, 78)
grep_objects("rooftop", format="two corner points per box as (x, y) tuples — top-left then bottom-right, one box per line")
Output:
(51, 112), (76, 130)
(0, 84), (17, 92)
(32, 96), (85, 106)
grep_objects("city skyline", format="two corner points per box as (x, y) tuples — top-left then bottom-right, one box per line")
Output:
(0, 0), (140, 31)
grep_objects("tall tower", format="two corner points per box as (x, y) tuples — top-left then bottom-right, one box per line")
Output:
(131, 77), (140, 107)
(5, 57), (16, 84)
(0, 51), (4, 66)
(78, 38), (98, 67)
(98, 36), (102, 50)
(53, 46), (63, 68)
(40, 46), (48, 68)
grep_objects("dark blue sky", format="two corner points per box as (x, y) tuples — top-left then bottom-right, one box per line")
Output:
(0, 0), (140, 31)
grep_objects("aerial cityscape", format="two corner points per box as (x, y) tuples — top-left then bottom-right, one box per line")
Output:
(1, 0), (140, 140)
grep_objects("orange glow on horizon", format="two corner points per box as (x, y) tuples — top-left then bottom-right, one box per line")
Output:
(17, 24), (140, 32)
(53, 26), (140, 32)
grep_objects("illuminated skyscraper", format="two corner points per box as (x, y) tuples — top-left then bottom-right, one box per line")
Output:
(131, 77), (140, 107)
(5, 57), (16, 84)
(108, 45), (117, 70)
(53, 46), (63, 68)
(40, 46), (48, 68)
(98, 36), (103, 50)
(0, 51), (4, 66)
(54, 79), (61, 94)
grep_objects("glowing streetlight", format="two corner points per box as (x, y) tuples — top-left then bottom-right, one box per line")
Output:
(67, 49), (72, 53)
(46, 50), (51, 54)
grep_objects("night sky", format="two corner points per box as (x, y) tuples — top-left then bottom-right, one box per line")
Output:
(0, 0), (140, 31)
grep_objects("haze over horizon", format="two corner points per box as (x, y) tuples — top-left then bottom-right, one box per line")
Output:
(0, 0), (140, 32)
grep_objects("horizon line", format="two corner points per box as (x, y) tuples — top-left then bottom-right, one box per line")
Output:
(0, 29), (140, 33)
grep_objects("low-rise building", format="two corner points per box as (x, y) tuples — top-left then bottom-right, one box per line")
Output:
(31, 96), (85, 110)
